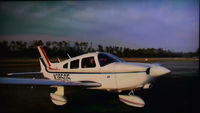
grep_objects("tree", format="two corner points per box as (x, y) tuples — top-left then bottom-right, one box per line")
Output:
(45, 41), (51, 48)
(88, 42), (93, 52)
(80, 42), (88, 53)
(98, 45), (104, 52)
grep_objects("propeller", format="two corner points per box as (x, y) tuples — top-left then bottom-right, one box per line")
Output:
(146, 66), (171, 77)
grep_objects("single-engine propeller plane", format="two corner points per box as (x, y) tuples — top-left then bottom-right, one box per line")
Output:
(0, 46), (170, 107)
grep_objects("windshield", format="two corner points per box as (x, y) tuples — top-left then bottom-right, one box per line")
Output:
(98, 53), (124, 67)
(108, 53), (125, 62)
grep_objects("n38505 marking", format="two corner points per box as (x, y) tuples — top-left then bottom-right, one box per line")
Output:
(53, 73), (71, 81)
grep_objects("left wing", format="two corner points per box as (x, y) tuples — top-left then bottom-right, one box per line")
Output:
(7, 72), (42, 76)
(0, 77), (101, 87)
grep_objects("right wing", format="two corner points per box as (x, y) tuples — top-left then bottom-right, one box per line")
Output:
(0, 77), (101, 87)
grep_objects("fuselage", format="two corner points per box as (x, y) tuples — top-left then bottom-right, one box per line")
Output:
(40, 52), (170, 91)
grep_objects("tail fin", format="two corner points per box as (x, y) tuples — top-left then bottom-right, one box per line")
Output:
(37, 46), (51, 68)
(37, 46), (58, 71)
(39, 57), (55, 80)
(39, 57), (46, 72)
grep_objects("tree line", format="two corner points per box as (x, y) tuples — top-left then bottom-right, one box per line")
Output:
(0, 40), (198, 58)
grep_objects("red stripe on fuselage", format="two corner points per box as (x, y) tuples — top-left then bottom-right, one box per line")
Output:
(49, 67), (58, 70)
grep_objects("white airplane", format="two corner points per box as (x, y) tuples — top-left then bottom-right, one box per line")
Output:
(0, 46), (170, 108)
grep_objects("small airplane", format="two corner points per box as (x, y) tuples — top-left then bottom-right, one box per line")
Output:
(0, 46), (170, 107)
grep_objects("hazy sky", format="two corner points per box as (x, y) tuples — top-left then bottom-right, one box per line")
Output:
(0, 0), (199, 52)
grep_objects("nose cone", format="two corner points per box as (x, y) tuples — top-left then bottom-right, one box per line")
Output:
(149, 66), (171, 77)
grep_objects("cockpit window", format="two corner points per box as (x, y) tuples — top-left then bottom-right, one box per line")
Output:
(70, 59), (79, 69)
(98, 53), (122, 67)
(81, 57), (96, 68)
(63, 63), (68, 69)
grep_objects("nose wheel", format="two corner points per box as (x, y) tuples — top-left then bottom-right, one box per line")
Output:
(118, 90), (145, 107)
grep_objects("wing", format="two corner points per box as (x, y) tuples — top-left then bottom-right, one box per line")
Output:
(0, 77), (101, 87)
(7, 72), (42, 76)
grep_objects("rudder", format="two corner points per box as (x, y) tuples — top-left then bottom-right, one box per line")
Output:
(37, 46), (51, 68)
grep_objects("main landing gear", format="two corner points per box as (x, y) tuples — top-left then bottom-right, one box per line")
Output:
(50, 86), (67, 106)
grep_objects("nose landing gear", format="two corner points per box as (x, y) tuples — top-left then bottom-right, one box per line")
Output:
(118, 90), (145, 108)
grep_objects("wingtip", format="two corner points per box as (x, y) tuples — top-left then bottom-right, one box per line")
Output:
(7, 73), (13, 76)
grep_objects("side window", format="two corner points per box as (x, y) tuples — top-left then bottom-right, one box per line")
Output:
(81, 57), (96, 68)
(70, 59), (79, 69)
(63, 63), (68, 69)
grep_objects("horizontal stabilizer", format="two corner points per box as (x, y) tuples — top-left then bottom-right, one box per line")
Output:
(0, 77), (101, 87)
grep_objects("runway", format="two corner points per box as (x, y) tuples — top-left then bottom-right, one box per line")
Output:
(0, 61), (199, 113)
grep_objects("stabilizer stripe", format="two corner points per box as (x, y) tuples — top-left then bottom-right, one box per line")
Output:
(39, 58), (47, 68)
(39, 46), (51, 67)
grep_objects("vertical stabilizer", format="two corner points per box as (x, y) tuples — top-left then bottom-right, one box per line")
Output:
(39, 57), (46, 72)
(37, 46), (57, 71)
(37, 46), (51, 68)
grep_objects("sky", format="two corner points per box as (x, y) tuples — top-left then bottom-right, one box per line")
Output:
(0, 0), (199, 52)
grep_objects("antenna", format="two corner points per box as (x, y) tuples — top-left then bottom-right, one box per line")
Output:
(57, 57), (61, 63)
(67, 53), (71, 59)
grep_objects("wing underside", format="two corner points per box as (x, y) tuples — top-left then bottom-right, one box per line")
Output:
(0, 77), (101, 87)
(7, 72), (42, 76)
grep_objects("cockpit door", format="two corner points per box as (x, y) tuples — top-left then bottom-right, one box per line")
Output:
(99, 64), (117, 90)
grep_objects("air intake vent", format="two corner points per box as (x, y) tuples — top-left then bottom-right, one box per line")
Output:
(146, 67), (151, 74)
